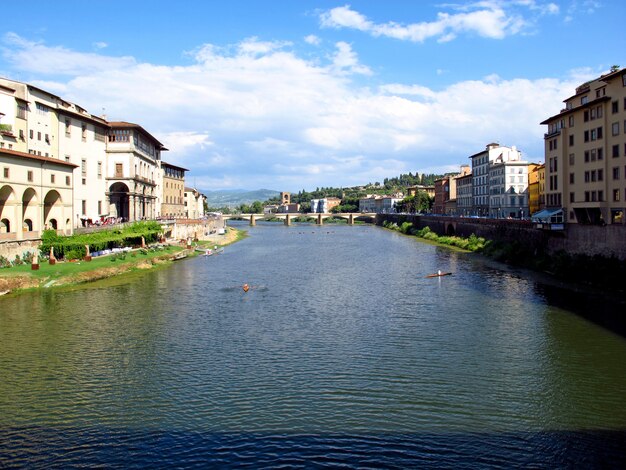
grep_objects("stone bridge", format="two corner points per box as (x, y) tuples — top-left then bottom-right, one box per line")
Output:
(223, 213), (376, 226)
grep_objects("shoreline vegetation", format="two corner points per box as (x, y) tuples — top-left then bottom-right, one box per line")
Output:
(0, 225), (245, 297)
(383, 220), (626, 293)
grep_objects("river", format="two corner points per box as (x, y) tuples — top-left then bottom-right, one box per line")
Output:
(1, 221), (625, 468)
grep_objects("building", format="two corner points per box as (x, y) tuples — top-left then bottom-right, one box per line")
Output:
(184, 187), (206, 219)
(310, 197), (341, 213)
(407, 185), (435, 198)
(488, 158), (531, 218)
(1, 148), (77, 239)
(161, 161), (187, 218)
(1, 78), (111, 227)
(469, 143), (523, 216)
(456, 172), (473, 216)
(107, 122), (166, 221)
(528, 163), (543, 216)
(541, 66), (626, 225)
(433, 165), (471, 215)
(358, 195), (403, 213)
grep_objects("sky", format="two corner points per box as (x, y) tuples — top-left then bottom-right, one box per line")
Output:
(1, 1), (624, 192)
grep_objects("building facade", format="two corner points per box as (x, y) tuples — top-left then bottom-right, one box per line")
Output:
(470, 143), (523, 216)
(541, 67), (626, 224)
(184, 187), (206, 219)
(1, 148), (77, 239)
(106, 122), (165, 221)
(161, 162), (187, 218)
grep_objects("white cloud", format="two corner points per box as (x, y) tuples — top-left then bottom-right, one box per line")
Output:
(318, 2), (563, 42)
(0, 33), (583, 190)
(304, 34), (321, 45)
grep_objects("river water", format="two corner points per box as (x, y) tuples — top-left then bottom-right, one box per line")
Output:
(1, 222), (625, 468)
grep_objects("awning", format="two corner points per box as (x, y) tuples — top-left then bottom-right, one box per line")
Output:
(531, 208), (563, 223)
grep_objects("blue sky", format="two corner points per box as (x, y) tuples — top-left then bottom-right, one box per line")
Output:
(1, 1), (624, 191)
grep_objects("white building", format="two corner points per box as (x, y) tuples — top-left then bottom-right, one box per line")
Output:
(184, 187), (206, 219)
(359, 195), (402, 213)
(488, 159), (530, 218)
(469, 143), (523, 216)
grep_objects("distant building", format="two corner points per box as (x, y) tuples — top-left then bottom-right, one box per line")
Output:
(407, 185), (435, 198)
(184, 187), (205, 219)
(310, 197), (341, 213)
(528, 163), (543, 216)
(469, 143), (524, 216)
(456, 172), (473, 216)
(161, 161), (188, 218)
(359, 195), (403, 213)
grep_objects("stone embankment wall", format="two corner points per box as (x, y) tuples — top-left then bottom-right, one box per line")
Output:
(167, 217), (225, 241)
(376, 214), (626, 261)
(0, 240), (41, 261)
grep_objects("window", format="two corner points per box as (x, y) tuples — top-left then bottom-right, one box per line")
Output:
(66, 176), (70, 186)
(50, 174), (55, 184)
(27, 170), (33, 182)
(17, 104), (27, 119)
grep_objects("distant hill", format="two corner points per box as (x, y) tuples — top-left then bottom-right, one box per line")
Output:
(202, 189), (280, 207)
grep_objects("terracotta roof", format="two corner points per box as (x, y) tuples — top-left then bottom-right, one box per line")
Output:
(108, 121), (167, 149)
(0, 148), (78, 168)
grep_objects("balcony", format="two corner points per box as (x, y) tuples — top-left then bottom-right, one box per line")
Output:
(0, 123), (15, 138)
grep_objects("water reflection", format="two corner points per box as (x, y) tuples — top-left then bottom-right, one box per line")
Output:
(1, 222), (625, 467)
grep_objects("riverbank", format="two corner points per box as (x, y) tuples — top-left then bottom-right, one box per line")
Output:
(0, 226), (245, 297)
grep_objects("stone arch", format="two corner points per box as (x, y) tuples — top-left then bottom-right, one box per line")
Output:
(22, 187), (39, 233)
(109, 182), (130, 221)
(0, 185), (16, 234)
(43, 190), (62, 230)
(446, 222), (456, 236)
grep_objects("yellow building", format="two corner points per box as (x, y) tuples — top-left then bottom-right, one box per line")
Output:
(541, 67), (626, 224)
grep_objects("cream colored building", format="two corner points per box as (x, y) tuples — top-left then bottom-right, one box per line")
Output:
(541, 67), (626, 225)
(106, 122), (165, 221)
(1, 148), (76, 239)
(1, 77), (111, 227)
(161, 162), (187, 218)
(184, 187), (206, 219)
